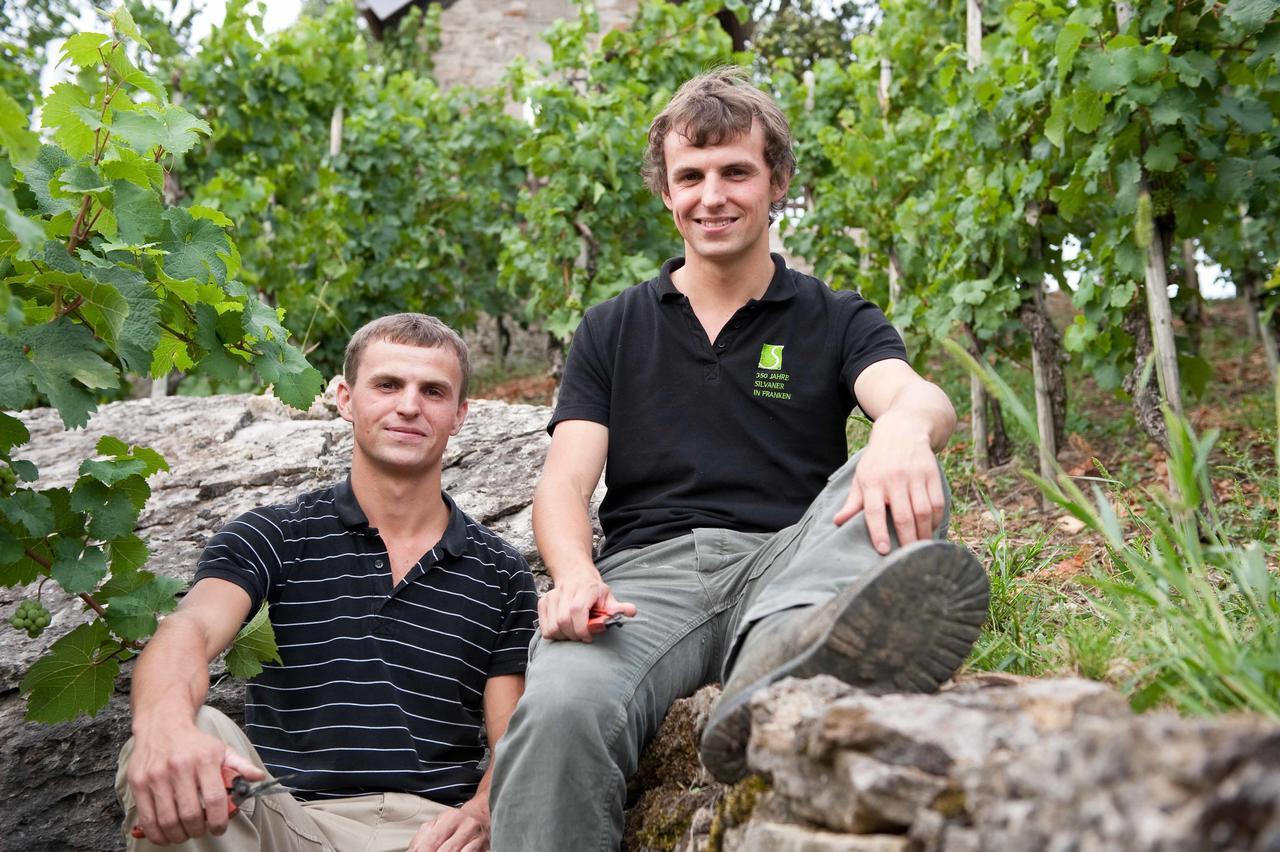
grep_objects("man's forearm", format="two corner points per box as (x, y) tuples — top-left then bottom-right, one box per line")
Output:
(869, 381), (956, 453)
(131, 578), (250, 732)
(130, 612), (213, 731)
(532, 476), (601, 585)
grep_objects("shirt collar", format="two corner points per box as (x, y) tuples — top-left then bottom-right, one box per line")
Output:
(334, 475), (369, 529)
(436, 492), (468, 558)
(334, 476), (468, 558)
(654, 253), (796, 303)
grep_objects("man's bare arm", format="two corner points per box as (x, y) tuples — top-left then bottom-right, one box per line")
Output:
(836, 359), (957, 554)
(532, 420), (635, 642)
(126, 578), (260, 845)
(408, 674), (525, 852)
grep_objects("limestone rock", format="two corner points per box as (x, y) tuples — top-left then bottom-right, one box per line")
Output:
(741, 822), (908, 852)
(742, 675), (1280, 852)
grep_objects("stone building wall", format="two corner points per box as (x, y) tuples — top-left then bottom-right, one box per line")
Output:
(432, 0), (638, 90)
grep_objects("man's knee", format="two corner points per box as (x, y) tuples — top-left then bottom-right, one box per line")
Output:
(192, 706), (241, 740)
(508, 668), (621, 749)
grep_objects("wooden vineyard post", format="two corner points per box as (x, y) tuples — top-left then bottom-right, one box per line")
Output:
(965, 0), (989, 473)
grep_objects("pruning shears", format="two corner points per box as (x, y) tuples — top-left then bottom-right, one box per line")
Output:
(587, 605), (630, 634)
(130, 767), (296, 838)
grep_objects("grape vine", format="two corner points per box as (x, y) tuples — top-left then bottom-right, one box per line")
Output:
(0, 4), (320, 722)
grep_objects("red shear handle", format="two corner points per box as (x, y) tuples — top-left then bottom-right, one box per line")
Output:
(587, 606), (625, 634)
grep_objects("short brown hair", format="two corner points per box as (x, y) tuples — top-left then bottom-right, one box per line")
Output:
(643, 67), (796, 219)
(343, 313), (471, 401)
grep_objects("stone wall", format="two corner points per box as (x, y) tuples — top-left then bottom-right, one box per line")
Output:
(432, 0), (636, 91)
(632, 675), (1280, 851)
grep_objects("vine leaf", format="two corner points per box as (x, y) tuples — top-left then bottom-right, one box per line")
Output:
(193, 303), (244, 380)
(100, 148), (164, 189)
(1, 490), (55, 537)
(20, 621), (121, 723)
(18, 145), (76, 215)
(59, 32), (111, 69)
(113, 179), (163, 244)
(70, 475), (146, 540)
(0, 551), (42, 586)
(159, 208), (228, 284)
(1224, 0), (1280, 34)
(104, 574), (182, 641)
(110, 106), (210, 159)
(0, 526), (22, 563)
(1070, 86), (1105, 133)
(80, 457), (150, 485)
(225, 602), (282, 679)
(99, 268), (161, 375)
(0, 337), (36, 411)
(1054, 22), (1089, 81)
(39, 270), (131, 346)
(0, 185), (47, 255)
(0, 412), (30, 455)
(107, 534), (149, 574)
(0, 89), (40, 164)
(40, 83), (97, 159)
(110, 3), (152, 51)
(59, 164), (109, 195)
(267, 363), (325, 411)
(22, 319), (118, 429)
(50, 537), (109, 594)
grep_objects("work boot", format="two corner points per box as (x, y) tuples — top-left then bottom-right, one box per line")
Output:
(699, 540), (990, 783)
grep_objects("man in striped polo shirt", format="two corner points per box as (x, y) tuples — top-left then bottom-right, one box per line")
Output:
(118, 314), (538, 851)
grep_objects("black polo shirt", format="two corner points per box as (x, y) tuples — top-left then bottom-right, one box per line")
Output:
(192, 479), (538, 804)
(551, 254), (906, 558)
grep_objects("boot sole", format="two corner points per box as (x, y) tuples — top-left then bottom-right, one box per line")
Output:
(699, 540), (990, 783)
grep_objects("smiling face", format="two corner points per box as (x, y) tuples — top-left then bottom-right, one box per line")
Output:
(661, 120), (787, 268)
(335, 339), (468, 477)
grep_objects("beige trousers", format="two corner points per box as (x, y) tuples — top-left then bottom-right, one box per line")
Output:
(116, 706), (449, 851)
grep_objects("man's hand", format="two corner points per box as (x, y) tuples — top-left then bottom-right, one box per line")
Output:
(538, 573), (637, 643)
(408, 799), (490, 852)
(833, 422), (945, 555)
(126, 721), (263, 845)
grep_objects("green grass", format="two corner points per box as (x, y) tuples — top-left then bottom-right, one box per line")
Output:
(948, 338), (1280, 719)
(965, 520), (1071, 676)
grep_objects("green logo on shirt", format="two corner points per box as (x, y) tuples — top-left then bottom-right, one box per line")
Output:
(758, 344), (784, 370)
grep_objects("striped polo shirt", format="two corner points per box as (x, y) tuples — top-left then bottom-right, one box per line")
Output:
(193, 477), (538, 804)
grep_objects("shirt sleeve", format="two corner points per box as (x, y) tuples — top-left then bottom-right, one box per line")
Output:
(837, 294), (909, 412)
(548, 306), (614, 434)
(488, 554), (539, 678)
(191, 508), (287, 614)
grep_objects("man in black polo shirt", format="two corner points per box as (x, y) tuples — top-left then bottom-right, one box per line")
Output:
(489, 69), (989, 850)
(118, 314), (537, 851)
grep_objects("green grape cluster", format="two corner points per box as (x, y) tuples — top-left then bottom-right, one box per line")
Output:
(9, 600), (51, 639)
(1150, 186), (1176, 217)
